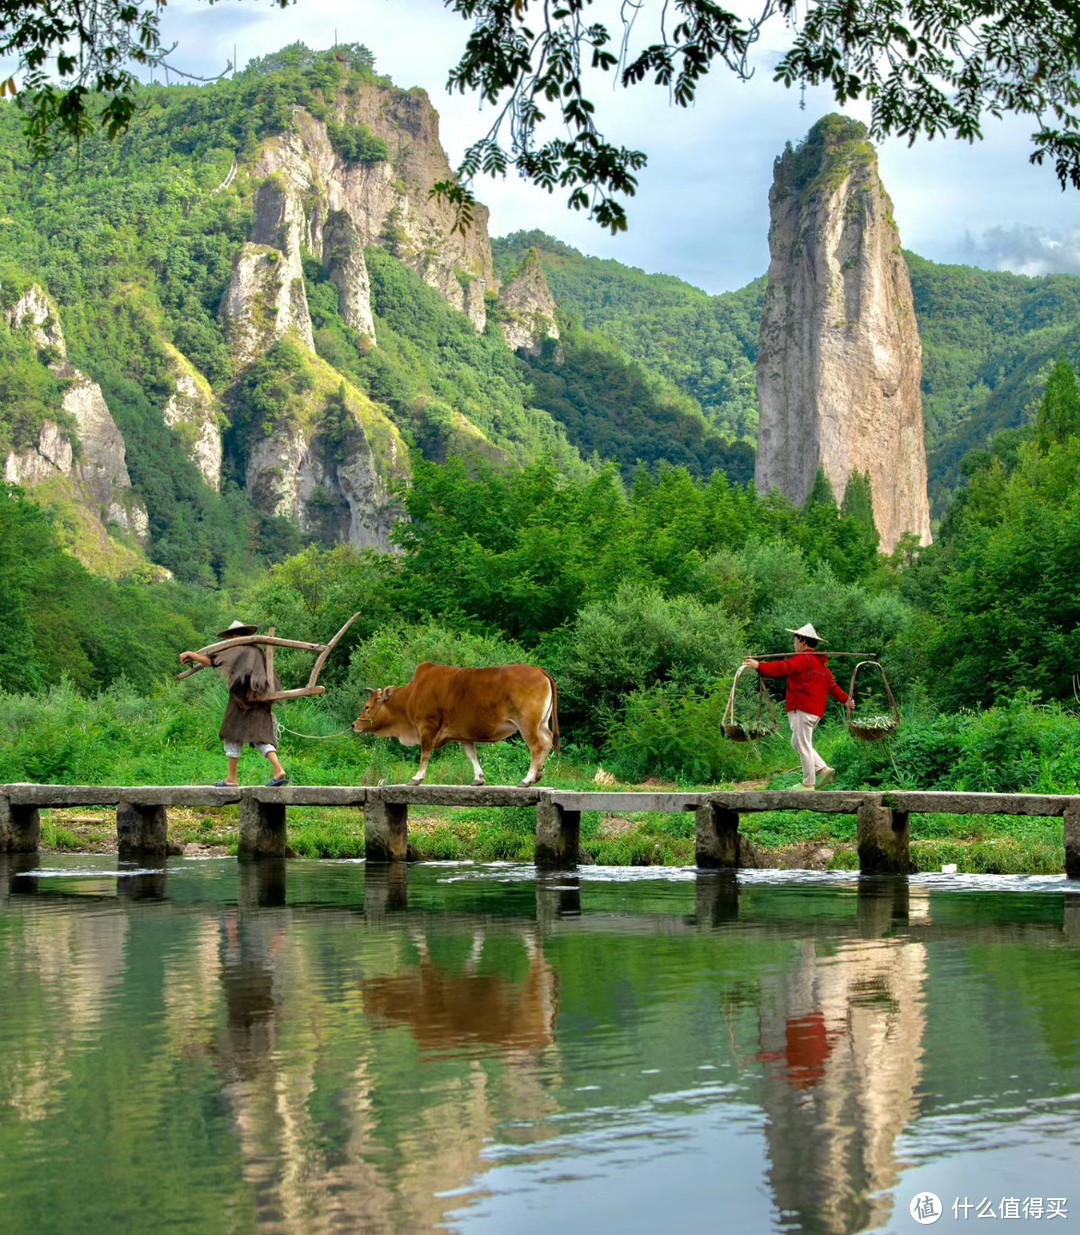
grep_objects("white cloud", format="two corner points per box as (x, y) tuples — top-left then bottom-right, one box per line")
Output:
(958, 225), (1080, 277)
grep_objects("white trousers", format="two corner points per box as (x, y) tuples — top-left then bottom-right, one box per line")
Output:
(788, 710), (827, 787)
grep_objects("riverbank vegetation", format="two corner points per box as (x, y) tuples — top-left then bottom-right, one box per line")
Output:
(5, 354), (1080, 872)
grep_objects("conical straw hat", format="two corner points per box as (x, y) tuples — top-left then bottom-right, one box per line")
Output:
(784, 623), (827, 643)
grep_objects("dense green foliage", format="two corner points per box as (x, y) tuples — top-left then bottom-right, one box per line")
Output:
(0, 485), (219, 693)
(522, 321), (755, 481)
(0, 308), (69, 452)
(4, 45), (1080, 846)
(495, 232), (1080, 513)
(774, 114), (876, 202)
(493, 231), (764, 442)
(907, 252), (1080, 507)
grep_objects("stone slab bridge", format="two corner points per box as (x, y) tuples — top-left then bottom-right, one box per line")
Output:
(2, 783), (1079, 877)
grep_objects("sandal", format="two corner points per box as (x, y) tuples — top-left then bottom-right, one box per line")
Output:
(213, 780), (237, 788)
(266, 776), (290, 787)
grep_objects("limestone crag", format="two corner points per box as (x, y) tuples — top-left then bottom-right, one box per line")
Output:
(755, 116), (932, 552)
(243, 354), (409, 552)
(495, 249), (560, 357)
(162, 346), (223, 490)
(3, 285), (150, 547)
(251, 97), (495, 332)
(220, 179), (315, 366)
(323, 210), (376, 340)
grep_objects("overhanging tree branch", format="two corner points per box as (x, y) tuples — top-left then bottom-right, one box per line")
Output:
(2, 0), (1080, 225)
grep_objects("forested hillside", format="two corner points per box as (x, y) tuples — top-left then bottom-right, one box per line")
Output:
(494, 232), (1080, 512)
(5, 49), (1080, 845)
(0, 46), (750, 590)
(493, 232), (764, 444)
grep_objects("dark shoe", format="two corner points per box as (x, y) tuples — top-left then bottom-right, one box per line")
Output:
(266, 776), (290, 787)
(213, 780), (237, 788)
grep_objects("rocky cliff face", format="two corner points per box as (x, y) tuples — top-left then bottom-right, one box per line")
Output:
(221, 176), (315, 365)
(242, 349), (409, 552)
(2, 285), (154, 571)
(219, 85), (502, 550)
(161, 345), (223, 491)
(755, 116), (932, 552)
(494, 249), (560, 357)
(247, 96), (494, 333)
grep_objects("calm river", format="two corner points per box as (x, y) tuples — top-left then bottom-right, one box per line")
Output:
(1, 856), (1078, 1234)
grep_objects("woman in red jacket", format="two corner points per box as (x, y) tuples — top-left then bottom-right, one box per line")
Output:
(743, 624), (854, 790)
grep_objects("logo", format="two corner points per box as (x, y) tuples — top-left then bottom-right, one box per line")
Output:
(910, 1193), (942, 1224)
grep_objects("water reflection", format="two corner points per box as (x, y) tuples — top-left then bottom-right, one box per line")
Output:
(360, 929), (559, 1055)
(755, 931), (927, 1234)
(0, 860), (1077, 1235)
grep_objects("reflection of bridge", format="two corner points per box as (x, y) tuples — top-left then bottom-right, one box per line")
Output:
(1, 856), (1077, 1235)
(3, 855), (1078, 944)
(2, 782), (1079, 875)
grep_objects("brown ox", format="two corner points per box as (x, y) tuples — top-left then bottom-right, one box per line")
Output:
(352, 661), (560, 787)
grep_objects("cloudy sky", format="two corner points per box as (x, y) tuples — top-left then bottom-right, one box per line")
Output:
(24, 0), (1080, 293)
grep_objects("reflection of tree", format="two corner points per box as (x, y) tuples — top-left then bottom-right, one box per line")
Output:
(0, 901), (129, 1122)
(213, 907), (395, 1232)
(755, 937), (927, 1235)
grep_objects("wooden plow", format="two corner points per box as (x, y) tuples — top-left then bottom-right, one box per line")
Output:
(176, 614), (360, 701)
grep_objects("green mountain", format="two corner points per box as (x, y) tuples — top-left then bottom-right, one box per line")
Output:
(496, 232), (1080, 513)
(493, 231), (765, 443)
(0, 46), (754, 588)
(5, 44), (1080, 596)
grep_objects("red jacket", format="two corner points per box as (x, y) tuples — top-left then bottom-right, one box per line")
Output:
(757, 652), (849, 718)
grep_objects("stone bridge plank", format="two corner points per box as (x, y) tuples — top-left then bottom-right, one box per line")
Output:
(709, 791), (879, 813)
(885, 790), (1080, 816)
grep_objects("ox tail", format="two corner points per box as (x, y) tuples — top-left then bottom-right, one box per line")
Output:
(543, 670), (561, 753)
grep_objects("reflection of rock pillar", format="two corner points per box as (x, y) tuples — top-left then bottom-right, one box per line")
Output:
(1064, 893), (1080, 943)
(364, 862), (408, 919)
(756, 936), (927, 1234)
(536, 875), (581, 930)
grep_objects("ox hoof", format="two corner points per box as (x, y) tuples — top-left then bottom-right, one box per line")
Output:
(409, 776), (423, 786)
(472, 778), (485, 788)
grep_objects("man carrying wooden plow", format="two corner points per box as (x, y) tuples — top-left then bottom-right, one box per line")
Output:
(178, 613), (359, 788)
(743, 624), (854, 790)
(180, 620), (290, 787)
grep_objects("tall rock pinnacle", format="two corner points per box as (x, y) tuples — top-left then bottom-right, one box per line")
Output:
(755, 115), (932, 552)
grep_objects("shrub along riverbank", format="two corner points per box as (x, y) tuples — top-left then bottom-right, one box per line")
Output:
(3, 678), (1072, 873)
(5, 356), (1080, 874)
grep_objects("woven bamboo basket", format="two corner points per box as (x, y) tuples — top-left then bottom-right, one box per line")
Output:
(722, 665), (780, 742)
(846, 660), (901, 742)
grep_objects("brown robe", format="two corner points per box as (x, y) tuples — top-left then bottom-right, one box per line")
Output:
(211, 646), (282, 746)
